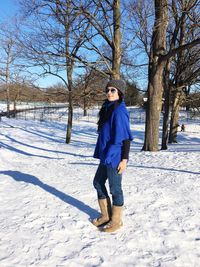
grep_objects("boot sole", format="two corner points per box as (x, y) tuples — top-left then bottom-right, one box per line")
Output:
(101, 222), (123, 232)
(91, 219), (110, 227)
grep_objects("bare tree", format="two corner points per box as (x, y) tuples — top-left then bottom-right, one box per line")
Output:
(165, 0), (200, 145)
(0, 17), (36, 118)
(125, 0), (199, 150)
(73, 69), (107, 116)
(142, 0), (169, 151)
(0, 24), (20, 117)
(122, 0), (154, 70)
(169, 1), (200, 143)
(18, 0), (91, 143)
(75, 0), (123, 79)
(143, 0), (200, 151)
(18, 0), (127, 143)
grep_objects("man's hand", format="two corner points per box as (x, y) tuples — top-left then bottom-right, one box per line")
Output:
(117, 159), (127, 174)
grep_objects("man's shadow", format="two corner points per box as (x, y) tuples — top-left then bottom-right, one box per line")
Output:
(0, 170), (98, 220)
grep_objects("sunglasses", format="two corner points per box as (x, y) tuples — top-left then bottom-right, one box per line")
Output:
(105, 88), (117, 94)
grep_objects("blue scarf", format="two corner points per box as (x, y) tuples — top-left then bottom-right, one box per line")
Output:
(97, 100), (120, 132)
(94, 100), (133, 168)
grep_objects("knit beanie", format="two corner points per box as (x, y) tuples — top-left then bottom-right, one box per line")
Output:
(106, 79), (126, 95)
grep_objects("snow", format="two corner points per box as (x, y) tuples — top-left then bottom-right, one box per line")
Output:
(0, 106), (200, 267)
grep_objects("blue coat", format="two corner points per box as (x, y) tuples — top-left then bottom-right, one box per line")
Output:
(93, 101), (133, 168)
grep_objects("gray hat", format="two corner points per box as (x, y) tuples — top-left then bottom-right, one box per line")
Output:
(106, 79), (126, 95)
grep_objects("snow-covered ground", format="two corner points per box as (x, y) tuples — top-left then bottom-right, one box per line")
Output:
(0, 107), (200, 267)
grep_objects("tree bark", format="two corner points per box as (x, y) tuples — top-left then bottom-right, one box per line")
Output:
(143, 64), (166, 151)
(169, 90), (182, 143)
(143, 0), (169, 151)
(65, 22), (74, 144)
(169, 5), (186, 144)
(112, 0), (121, 79)
(65, 56), (73, 143)
(161, 61), (171, 150)
(66, 89), (73, 144)
(83, 90), (87, 117)
(161, 85), (171, 149)
(6, 58), (10, 118)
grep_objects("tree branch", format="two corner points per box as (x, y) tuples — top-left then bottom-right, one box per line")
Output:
(160, 38), (200, 62)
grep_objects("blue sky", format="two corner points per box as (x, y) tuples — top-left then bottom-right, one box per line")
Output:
(0, 0), (63, 88)
(0, 0), (19, 21)
(0, 1), (148, 89)
(0, 1), (93, 89)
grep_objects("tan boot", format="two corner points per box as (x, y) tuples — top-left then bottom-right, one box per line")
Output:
(102, 205), (123, 232)
(92, 198), (112, 227)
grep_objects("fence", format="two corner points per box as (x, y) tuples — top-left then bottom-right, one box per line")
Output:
(0, 102), (199, 124)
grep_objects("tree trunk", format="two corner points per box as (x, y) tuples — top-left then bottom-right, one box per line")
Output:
(66, 91), (73, 144)
(161, 86), (171, 149)
(13, 100), (17, 118)
(185, 85), (191, 111)
(112, 0), (121, 79)
(83, 85), (87, 116)
(6, 60), (10, 118)
(66, 63), (74, 144)
(168, 90), (182, 143)
(161, 62), (171, 150)
(83, 97), (87, 116)
(143, 0), (168, 151)
(65, 17), (74, 144)
(143, 66), (165, 151)
(169, 5), (187, 144)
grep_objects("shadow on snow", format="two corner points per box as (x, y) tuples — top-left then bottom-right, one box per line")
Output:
(129, 164), (200, 175)
(0, 140), (61, 159)
(0, 134), (92, 159)
(0, 170), (98, 219)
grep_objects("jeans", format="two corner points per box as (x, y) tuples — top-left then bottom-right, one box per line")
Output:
(93, 163), (124, 206)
